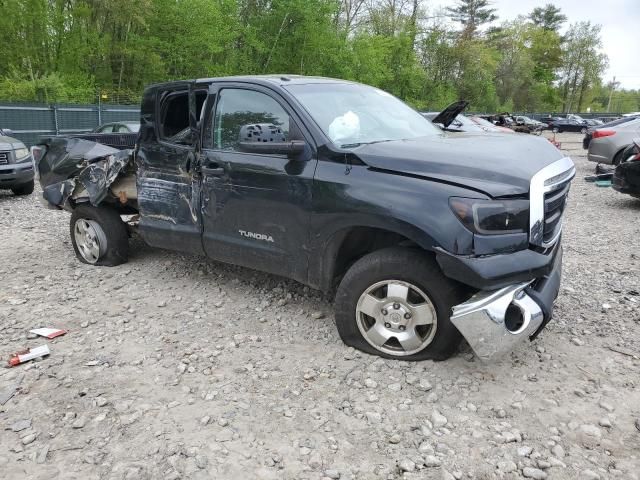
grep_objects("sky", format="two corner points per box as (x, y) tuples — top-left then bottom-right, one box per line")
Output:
(428, 0), (640, 89)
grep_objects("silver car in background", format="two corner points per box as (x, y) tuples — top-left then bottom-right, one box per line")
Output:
(0, 129), (35, 195)
(588, 118), (640, 164)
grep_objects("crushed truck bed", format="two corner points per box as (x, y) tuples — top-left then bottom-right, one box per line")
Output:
(37, 137), (137, 209)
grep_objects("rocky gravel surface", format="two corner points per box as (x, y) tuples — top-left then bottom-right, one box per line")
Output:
(1, 133), (639, 479)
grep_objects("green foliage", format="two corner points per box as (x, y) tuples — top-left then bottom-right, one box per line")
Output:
(446, 0), (497, 38)
(0, 0), (632, 113)
(529, 3), (566, 31)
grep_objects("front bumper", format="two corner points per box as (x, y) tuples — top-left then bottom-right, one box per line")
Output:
(450, 246), (562, 362)
(0, 159), (35, 188)
(436, 239), (561, 290)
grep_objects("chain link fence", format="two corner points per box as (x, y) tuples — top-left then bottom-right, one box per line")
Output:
(0, 102), (140, 146)
(0, 100), (630, 148)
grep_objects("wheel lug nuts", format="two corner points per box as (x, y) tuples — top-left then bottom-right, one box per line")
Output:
(399, 325), (406, 331)
(393, 303), (400, 310)
(381, 309), (388, 315)
(384, 322), (391, 329)
(404, 312), (411, 319)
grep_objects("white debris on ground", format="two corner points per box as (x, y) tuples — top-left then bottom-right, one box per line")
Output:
(0, 132), (639, 479)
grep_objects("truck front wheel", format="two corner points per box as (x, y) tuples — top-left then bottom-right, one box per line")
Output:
(334, 247), (467, 361)
(11, 179), (34, 196)
(70, 205), (128, 266)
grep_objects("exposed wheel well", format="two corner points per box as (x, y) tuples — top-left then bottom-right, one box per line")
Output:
(327, 227), (420, 290)
(613, 144), (634, 165)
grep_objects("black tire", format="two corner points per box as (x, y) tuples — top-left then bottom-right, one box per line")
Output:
(334, 247), (468, 361)
(580, 127), (587, 134)
(70, 204), (128, 266)
(618, 144), (636, 164)
(11, 179), (34, 196)
(552, 127), (560, 133)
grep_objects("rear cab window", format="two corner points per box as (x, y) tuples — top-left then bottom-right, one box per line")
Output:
(157, 87), (208, 146)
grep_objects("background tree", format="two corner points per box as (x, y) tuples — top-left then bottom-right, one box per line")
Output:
(446, 0), (497, 38)
(558, 22), (609, 112)
(529, 3), (567, 31)
(0, 0), (636, 114)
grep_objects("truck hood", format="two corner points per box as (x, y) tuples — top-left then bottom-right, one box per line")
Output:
(0, 135), (21, 149)
(354, 133), (565, 197)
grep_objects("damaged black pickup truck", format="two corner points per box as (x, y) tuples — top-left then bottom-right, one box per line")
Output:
(36, 76), (575, 362)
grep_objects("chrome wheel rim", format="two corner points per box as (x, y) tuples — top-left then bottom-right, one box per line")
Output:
(356, 280), (437, 356)
(74, 218), (106, 264)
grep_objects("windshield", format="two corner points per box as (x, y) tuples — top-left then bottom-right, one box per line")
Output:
(126, 123), (140, 133)
(286, 83), (441, 147)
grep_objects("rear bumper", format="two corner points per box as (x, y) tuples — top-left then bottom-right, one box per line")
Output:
(0, 161), (34, 188)
(587, 152), (610, 164)
(450, 246), (562, 362)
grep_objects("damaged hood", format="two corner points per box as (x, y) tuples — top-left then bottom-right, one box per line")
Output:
(430, 100), (469, 128)
(37, 137), (133, 208)
(353, 133), (565, 197)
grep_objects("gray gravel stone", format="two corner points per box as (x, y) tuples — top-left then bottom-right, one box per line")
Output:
(399, 458), (416, 472)
(431, 410), (447, 428)
(522, 467), (547, 479)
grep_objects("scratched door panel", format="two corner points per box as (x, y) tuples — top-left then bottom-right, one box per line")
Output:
(136, 83), (204, 255)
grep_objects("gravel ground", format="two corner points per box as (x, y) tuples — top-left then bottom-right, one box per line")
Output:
(0, 132), (639, 480)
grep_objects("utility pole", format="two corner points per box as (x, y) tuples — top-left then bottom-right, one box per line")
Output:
(606, 76), (619, 113)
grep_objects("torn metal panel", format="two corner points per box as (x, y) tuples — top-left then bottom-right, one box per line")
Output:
(37, 137), (133, 208)
(77, 149), (131, 206)
(42, 179), (76, 207)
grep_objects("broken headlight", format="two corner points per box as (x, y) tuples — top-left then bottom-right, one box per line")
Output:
(449, 197), (529, 235)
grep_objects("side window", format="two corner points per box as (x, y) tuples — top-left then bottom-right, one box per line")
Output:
(213, 89), (289, 151)
(158, 89), (191, 145)
(97, 124), (113, 133)
(115, 124), (130, 133)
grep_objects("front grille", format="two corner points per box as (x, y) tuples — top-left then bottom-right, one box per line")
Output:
(529, 157), (575, 248)
(542, 180), (571, 243)
(0, 151), (9, 165)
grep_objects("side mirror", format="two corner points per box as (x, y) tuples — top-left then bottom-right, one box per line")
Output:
(237, 123), (307, 158)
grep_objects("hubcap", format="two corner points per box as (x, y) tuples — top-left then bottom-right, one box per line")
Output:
(74, 219), (107, 264)
(356, 280), (437, 357)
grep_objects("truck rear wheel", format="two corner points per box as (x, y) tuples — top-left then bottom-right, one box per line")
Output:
(334, 247), (467, 361)
(70, 205), (128, 266)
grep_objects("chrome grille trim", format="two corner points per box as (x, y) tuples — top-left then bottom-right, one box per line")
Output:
(529, 156), (575, 248)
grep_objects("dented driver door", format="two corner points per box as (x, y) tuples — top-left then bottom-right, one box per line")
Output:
(136, 82), (204, 254)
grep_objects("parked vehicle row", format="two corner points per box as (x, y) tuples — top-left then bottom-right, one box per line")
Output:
(479, 113), (545, 134)
(422, 102), (513, 134)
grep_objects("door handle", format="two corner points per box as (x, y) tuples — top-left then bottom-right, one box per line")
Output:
(201, 165), (224, 176)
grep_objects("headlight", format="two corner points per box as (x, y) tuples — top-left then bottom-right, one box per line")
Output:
(449, 197), (529, 235)
(14, 147), (30, 161)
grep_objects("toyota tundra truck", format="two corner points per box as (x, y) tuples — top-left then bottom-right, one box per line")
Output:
(35, 76), (574, 362)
